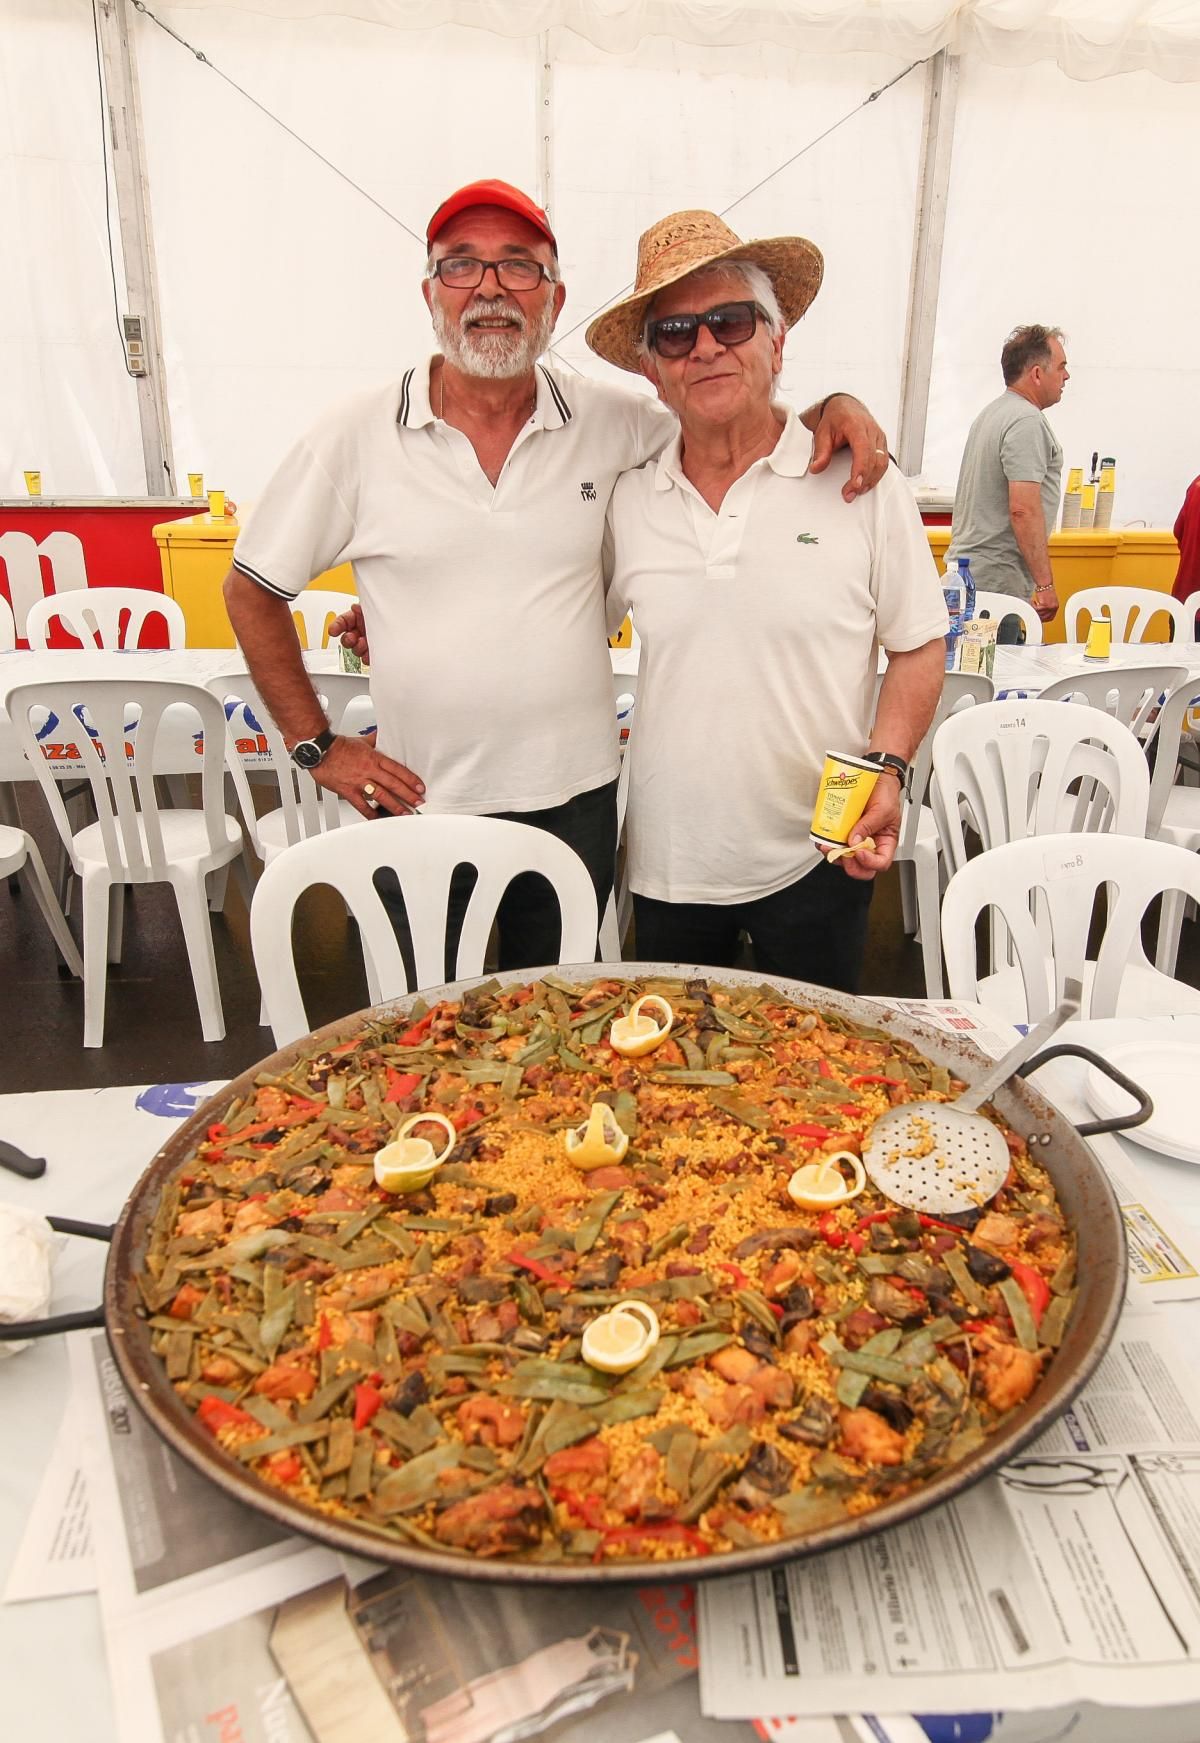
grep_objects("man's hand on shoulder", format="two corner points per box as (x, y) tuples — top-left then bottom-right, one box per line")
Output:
(313, 732), (425, 819)
(805, 394), (890, 503)
(330, 601), (371, 662)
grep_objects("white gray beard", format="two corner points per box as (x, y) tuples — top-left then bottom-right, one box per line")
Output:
(432, 297), (556, 381)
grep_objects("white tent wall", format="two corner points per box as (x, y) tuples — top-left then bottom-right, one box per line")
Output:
(923, 54), (1200, 530)
(0, 0), (145, 495)
(134, 7), (537, 494)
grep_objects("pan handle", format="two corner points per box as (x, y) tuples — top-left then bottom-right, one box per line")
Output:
(1018, 1043), (1154, 1137)
(0, 1215), (113, 1342)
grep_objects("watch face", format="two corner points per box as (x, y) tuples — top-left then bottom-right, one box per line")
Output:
(291, 740), (322, 769)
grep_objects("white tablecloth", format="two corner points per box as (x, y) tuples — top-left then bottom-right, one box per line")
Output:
(2, 1010), (1199, 1740)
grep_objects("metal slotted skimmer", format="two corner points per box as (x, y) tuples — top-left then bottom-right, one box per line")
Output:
(862, 984), (1082, 1215)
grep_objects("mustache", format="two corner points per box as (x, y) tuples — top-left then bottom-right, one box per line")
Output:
(460, 298), (526, 330)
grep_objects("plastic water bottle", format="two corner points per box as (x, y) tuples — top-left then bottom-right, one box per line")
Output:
(943, 555), (976, 671)
(957, 554), (976, 624)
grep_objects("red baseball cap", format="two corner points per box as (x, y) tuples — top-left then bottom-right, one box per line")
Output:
(426, 179), (557, 252)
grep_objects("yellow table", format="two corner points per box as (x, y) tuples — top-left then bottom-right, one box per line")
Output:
(927, 527), (1180, 644)
(152, 512), (354, 649)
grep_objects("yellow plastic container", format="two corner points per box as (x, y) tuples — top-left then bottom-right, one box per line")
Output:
(926, 527), (1179, 645)
(153, 512), (355, 648)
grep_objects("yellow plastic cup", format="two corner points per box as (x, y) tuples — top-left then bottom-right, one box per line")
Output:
(188, 472), (205, 498)
(208, 489), (226, 520)
(24, 470), (41, 497)
(1066, 467), (1083, 492)
(810, 751), (880, 849)
(1084, 618), (1112, 660)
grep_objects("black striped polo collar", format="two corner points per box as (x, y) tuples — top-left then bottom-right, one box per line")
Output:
(395, 359), (573, 431)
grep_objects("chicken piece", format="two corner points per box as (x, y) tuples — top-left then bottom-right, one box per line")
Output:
(684, 1371), (766, 1430)
(253, 1361), (316, 1402)
(178, 1200), (227, 1239)
(200, 1354), (243, 1385)
(322, 1308), (380, 1348)
(761, 1249), (804, 1297)
(710, 1346), (760, 1386)
(313, 1186), (359, 1213)
(610, 1217), (649, 1266)
(711, 1344), (794, 1412)
(784, 1321), (816, 1358)
(979, 1340), (1042, 1412)
(674, 1300), (703, 1328)
(323, 1265), (398, 1313)
(255, 1085), (291, 1123)
(543, 1438), (609, 1488)
(974, 1212), (1019, 1250)
(432, 1484), (546, 1555)
(748, 1363), (794, 1412)
(610, 1447), (662, 1519)
(455, 1394), (526, 1448)
(838, 1406), (907, 1467)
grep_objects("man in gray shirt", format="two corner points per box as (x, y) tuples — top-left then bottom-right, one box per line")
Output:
(946, 325), (1069, 638)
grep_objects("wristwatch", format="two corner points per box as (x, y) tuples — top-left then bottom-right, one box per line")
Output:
(864, 750), (910, 792)
(289, 727), (336, 770)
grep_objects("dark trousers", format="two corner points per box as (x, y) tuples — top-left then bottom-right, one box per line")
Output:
(381, 780), (617, 982)
(996, 612), (1027, 645)
(632, 854), (875, 994)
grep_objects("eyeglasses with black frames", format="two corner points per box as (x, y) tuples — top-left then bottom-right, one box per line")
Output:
(645, 300), (767, 358)
(428, 256), (555, 292)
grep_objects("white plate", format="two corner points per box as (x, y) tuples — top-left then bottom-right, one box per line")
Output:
(1084, 1039), (1200, 1165)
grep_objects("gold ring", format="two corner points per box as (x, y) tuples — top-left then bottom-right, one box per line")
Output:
(363, 782), (379, 808)
(874, 447), (887, 455)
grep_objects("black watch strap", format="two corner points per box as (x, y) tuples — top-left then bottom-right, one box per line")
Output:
(864, 750), (909, 790)
(289, 727), (336, 768)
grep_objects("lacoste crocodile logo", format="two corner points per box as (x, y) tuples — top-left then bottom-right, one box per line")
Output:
(795, 532), (819, 545)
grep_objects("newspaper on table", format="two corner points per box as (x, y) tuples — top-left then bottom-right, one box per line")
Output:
(2, 1390), (95, 1602)
(68, 1330), (847, 1743)
(698, 1308), (1200, 1719)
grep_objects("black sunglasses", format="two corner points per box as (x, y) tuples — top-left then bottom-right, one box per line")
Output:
(645, 300), (766, 358)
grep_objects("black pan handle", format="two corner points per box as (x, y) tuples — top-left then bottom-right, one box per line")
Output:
(1018, 1042), (1154, 1137)
(0, 1215), (113, 1342)
(0, 1138), (47, 1180)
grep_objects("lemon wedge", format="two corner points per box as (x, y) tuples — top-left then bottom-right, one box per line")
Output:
(581, 1301), (660, 1374)
(563, 1101), (630, 1170)
(609, 994), (674, 1058)
(786, 1151), (867, 1210)
(374, 1112), (456, 1194)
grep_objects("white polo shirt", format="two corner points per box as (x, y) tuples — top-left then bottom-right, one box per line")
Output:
(234, 358), (668, 814)
(607, 408), (948, 905)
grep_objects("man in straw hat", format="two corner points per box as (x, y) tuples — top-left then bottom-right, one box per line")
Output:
(224, 180), (890, 970)
(587, 210), (948, 991)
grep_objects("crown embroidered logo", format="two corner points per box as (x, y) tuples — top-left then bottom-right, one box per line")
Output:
(580, 481), (597, 502)
(796, 532), (819, 544)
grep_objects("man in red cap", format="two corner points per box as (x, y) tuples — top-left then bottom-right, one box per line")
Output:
(223, 180), (890, 970)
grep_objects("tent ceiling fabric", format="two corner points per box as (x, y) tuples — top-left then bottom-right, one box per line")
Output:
(158, 1), (1200, 84)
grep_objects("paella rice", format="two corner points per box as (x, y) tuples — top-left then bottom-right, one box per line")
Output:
(136, 975), (1077, 1565)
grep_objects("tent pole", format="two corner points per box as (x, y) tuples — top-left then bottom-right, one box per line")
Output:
(96, 0), (175, 497)
(536, 31), (555, 221)
(896, 49), (959, 479)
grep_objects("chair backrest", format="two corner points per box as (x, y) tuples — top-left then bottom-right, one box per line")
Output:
(971, 591), (1043, 645)
(1037, 663), (1181, 743)
(1065, 586), (1190, 645)
(897, 670), (994, 857)
(288, 591), (355, 651)
(1143, 671), (1200, 832)
(251, 814), (599, 1045)
(0, 593), (15, 652)
(8, 678), (232, 879)
(206, 672), (371, 857)
(942, 831), (1200, 1019)
(24, 587), (186, 650)
(930, 697), (1150, 874)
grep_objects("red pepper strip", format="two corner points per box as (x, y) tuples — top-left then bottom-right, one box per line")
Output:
(197, 1396), (260, 1437)
(819, 1212), (846, 1248)
(384, 1069), (422, 1103)
(288, 1097), (322, 1114)
(396, 1010), (436, 1047)
(714, 1260), (750, 1289)
(268, 1452), (302, 1484)
(1009, 1260), (1051, 1325)
(848, 1074), (905, 1088)
(918, 1214), (967, 1235)
(550, 1485), (606, 1531)
(846, 1231), (866, 1256)
(353, 1382), (383, 1431)
(451, 1104), (485, 1132)
(856, 1209), (896, 1230)
(782, 1121), (833, 1141)
(506, 1250), (571, 1289)
(206, 1122), (229, 1142)
(817, 1058), (834, 1079)
(838, 1104), (864, 1118)
(962, 1319), (991, 1334)
(600, 1522), (712, 1556)
(316, 1314), (333, 1351)
(768, 1301), (785, 1321)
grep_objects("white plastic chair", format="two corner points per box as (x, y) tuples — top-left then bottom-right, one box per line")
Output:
(1037, 663), (1180, 744)
(930, 698), (1150, 875)
(288, 591), (356, 651)
(598, 671), (638, 959)
(1138, 672), (1200, 972)
(7, 679), (244, 1046)
(24, 588), (186, 650)
(893, 671), (993, 997)
(0, 594), (15, 651)
(942, 832), (1200, 1022)
(251, 814), (599, 1047)
(0, 824), (83, 976)
(971, 591), (1043, 645)
(1065, 587), (1191, 645)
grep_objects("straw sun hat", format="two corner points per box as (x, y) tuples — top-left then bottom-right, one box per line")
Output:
(585, 210), (823, 374)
